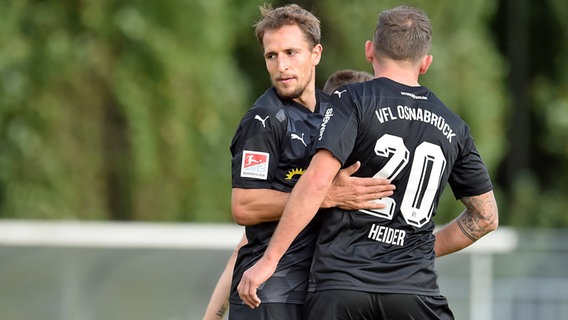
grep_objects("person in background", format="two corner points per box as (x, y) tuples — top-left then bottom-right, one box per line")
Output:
(238, 6), (499, 320)
(202, 68), (377, 320)
(322, 69), (373, 95)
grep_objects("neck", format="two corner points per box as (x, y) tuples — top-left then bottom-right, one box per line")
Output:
(294, 84), (317, 112)
(372, 59), (421, 87)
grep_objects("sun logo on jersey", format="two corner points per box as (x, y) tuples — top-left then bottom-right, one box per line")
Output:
(285, 168), (305, 180)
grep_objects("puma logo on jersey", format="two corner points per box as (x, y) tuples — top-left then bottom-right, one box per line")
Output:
(333, 89), (347, 98)
(291, 133), (307, 147)
(254, 115), (269, 128)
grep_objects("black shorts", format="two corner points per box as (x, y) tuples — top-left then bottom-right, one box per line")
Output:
(304, 290), (454, 320)
(229, 302), (303, 320)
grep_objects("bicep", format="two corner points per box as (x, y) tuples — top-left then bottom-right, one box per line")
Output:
(231, 188), (289, 225)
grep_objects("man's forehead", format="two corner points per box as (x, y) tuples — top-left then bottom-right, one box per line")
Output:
(262, 25), (309, 51)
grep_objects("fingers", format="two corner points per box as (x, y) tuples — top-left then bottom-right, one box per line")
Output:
(236, 260), (276, 309)
(352, 182), (395, 198)
(237, 274), (261, 309)
(340, 185), (396, 210)
(355, 177), (393, 187)
(363, 199), (389, 210)
(367, 184), (396, 198)
(340, 161), (361, 177)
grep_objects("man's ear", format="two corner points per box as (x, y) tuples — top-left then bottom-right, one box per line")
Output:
(312, 44), (323, 65)
(365, 40), (374, 63)
(419, 55), (433, 75)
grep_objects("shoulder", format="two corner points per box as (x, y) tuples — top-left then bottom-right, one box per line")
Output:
(331, 80), (377, 104)
(426, 92), (470, 131)
(316, 89), (331, 102)
(235, 88), (289, 129)
(236, 88), (291, 135)
(245, 87), (288, 123)
(316, 89), (333, 114)
(252, 88), (284, 113)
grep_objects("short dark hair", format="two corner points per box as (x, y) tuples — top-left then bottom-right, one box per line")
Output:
(374, 6), (432, 62)
(323, 70), (374, 94)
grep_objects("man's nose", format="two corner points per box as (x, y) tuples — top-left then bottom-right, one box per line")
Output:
(276, 55), (289, 72)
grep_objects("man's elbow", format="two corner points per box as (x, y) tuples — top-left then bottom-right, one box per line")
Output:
(465, 191), (499, 238)
(231, 204), (252, 226)
(489, 207), (499, 232)
(482, 203), (499, 235)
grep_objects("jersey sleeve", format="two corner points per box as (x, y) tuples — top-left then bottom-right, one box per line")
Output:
(314, 86), (359, 166)
(448, 125), (494, 199)
(230, 106), (284, 189)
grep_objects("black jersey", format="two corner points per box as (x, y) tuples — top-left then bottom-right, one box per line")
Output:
(229, 87), (330, 305)
(311, 77), (493, 296)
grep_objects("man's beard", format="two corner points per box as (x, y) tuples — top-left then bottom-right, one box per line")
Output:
(275, 85), (304, 100)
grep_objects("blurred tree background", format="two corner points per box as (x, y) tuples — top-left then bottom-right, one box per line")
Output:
(0, 0), (566, 227)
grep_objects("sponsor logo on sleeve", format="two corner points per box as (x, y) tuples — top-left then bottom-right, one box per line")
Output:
(241, 150), (269, 179)
(318, 108), (334, 141)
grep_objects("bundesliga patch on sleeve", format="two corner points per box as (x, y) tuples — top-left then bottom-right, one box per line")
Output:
(241, 150), (269, 179)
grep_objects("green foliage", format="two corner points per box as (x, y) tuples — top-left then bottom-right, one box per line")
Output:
(0, 0), (249, 221)
(309, 0), (507, 224)
(0, 0), (567, 226)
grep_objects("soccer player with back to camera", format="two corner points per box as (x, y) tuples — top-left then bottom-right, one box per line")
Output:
(202, 70), (374, 320)
(238, 5), (498, 320)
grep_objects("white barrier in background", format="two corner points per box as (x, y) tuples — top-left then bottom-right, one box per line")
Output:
(0, 219), (517, 251)
(0, 220), (244, 249)
(0, 220), (518, 320)
(0, 220), (246, 320)
(458, 227), (518, 320)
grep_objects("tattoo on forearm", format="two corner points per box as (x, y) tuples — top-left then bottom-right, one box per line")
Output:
(457, 194), (497, 241)
(215, 304), (228, 318)
(456, 213), (478, 241)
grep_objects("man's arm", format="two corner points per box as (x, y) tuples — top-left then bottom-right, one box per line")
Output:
(231, 189), (289, 225)
(321, 161), (395, 209)
(202, 233), (248, 320)
(232, 161), (394, 226)
(237, 150), (341, 308)
(434, 190), (499, 257)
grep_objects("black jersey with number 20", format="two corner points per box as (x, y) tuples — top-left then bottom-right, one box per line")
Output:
(229, 87), (329, 305)
(312, 77), (493, 296)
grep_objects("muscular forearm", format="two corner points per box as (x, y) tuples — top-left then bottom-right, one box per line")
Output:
(434, 190), (498, 257)
(265, 178), (330, 263)
(232, 162), (395, 226)
(434, 211), (476, 257)
(236, 159), (337, 309)
(264, 151), (340, 264)
(237, 152), (374, 308)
